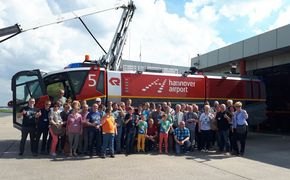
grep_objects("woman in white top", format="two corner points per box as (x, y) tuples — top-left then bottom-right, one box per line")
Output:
(49, 102), (63, 157)
(199, 105), (214, 151)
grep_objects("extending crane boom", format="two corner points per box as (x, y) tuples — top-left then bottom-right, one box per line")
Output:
(100, 0), (136, 71)
(0, 3), (126, 42)
(0, 1), (136, 71)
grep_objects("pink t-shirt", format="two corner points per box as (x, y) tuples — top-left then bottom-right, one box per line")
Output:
(67, 113), (82, 134)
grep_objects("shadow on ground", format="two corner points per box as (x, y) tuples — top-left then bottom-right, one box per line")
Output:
(183, 133), (290, 169)
(0, 133), (290, 169)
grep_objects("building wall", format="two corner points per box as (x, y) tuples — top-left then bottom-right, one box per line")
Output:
(191, 24), (290, 72)
(120, 60), (189, 74)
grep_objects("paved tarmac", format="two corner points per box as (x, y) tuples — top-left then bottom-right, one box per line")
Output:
(1, 113), (290, 180)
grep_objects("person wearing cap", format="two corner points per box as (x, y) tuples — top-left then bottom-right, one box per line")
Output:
(95, 98), (102, 106)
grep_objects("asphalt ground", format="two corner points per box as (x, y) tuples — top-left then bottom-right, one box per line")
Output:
(1, 113), (290, 180)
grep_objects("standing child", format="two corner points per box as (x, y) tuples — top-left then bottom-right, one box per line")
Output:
(159, 114), (171, 154)
(137, 114), (148, 152)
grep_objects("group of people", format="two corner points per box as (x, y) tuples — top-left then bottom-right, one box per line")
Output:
(19, 89), (249, 159)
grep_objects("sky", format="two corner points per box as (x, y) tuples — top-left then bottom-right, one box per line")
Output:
(1, 0), (290, 105)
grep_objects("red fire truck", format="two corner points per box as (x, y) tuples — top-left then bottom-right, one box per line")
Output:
(4, 1), (266, 129)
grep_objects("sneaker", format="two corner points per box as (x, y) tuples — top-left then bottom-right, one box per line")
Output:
(110, 155), (115, 158)
(224, 152), (231, 156)
(101, 155), (106, 159)
(50, 153), (57, 159)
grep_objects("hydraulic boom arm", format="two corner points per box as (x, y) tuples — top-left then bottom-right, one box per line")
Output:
(100, 0), (136, 71)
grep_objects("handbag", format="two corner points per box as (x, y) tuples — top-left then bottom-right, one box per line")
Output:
(51, 124), (65, 136)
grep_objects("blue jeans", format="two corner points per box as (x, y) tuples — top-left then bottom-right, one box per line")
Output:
(175, 140), (191, 154)
(101, 133), (115, 156)
(217, 130), (230, 152)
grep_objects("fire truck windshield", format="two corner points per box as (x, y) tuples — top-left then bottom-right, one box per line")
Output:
(43, 68), (107, 102)
(44, 70), (88, 101)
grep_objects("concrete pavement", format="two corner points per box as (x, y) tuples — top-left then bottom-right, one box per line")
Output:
(1, 113), (290, 180)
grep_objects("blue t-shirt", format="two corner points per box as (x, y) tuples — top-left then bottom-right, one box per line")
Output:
(142, 110), (150, 121)
(87, 111), (102, 125)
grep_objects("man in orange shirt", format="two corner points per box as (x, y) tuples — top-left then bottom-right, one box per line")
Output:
(100, 108), (117, 158)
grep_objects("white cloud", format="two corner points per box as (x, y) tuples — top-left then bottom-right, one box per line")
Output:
(219, 0), (283, 26)
(184, 0), (219, 25)
(124, 0), (225, 65)
(0, 0), (228, 105)
(270, 5), (290, 30)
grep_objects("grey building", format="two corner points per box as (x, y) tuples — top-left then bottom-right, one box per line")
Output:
(191, 24), (290, 132)
(120, 59), (189, 74)
(191, 24), (290, 74)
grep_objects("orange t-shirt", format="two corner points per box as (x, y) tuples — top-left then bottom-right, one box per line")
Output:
(102, 115), (116, 134)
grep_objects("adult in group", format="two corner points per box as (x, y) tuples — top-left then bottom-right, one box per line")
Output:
(124, 107), (137, 155)
(94, 98), (102, 107)
(199, 104), (214, 152)
(232, 101), (249, 156)
(58, 102), (70, 153)
(54, 89), (67, 106)
(86, 103), (102, 157)
(100, 108), (117, 158)
(184, 105), (198, 151)
(173, 104), (183, 129)
(174, 121), (191, 155)
(112, 103), (125, 154)
(66, 101), (83, 156)
(216, 104), (231, 154)
(35, 100), (51, 155)
(125, 98), (132, 111)
(19, 98), (41, 156)
(149, 104), (163, 127)
(78, 104), (89, 155)
(49, 102), (64, 158)
(145, 118), (158, 152)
